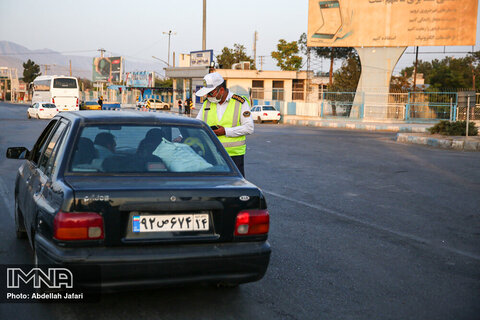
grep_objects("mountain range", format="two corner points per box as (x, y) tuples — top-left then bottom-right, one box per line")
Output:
(0, 41), (162, 81)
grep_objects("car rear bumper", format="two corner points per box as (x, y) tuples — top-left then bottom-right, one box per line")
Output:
(35, 234), (271, 290)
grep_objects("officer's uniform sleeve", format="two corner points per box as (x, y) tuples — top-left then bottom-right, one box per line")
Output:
(224, 99), (254, 137)
(195, 104), (204, 120)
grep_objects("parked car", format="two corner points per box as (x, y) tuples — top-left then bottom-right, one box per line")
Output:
(80, 101), (102, 110)
(7, 111), (271, 290)
(138, 98), (171, 110)
(251, 105), (281, 123)
(27, 102), (59, 119)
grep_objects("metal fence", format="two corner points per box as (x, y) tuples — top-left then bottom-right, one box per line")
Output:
(405, 92), (457, 121)
(320, 92), (362, 119)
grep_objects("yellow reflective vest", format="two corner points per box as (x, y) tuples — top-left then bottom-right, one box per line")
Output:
(201, 97), (246, 156)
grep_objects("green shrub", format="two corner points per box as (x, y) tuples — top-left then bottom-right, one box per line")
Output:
(428, 120), (478, 136)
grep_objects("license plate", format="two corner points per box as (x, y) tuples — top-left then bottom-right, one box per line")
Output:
(132, 214), (209, 232)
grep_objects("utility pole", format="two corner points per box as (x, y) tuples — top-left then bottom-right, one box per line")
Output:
(413, 46), (419, 91)
(69, 60), (72, 76)
(258, 56), (266, 71)
(253, 31), (258, 69)
(163, 30), (177, 67)
(98, 48), (106, 58)
(43, 64), (51, 75)
(202, 0), (206, 50)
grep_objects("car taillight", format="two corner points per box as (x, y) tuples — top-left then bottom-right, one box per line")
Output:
(39, 108), (44, 111)
(234, 209), (269, 236)
(76, 98), (78, 107)
(56, 109), (59, 111)
(54, 211), (104, 240)
(52, 98), (55, 104)
(263, 113), (268, 116)
(277, 113), (281, 116)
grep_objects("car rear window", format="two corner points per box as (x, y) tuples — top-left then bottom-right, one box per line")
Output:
(42, 103), (56, 108)
(86, 102), (98, 105)
(263, 106), (276, 111)
(69, 124), (232, 174)
(53, 78), (77, 89)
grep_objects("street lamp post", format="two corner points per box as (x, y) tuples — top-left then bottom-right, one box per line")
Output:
(162, 30), (177, 67)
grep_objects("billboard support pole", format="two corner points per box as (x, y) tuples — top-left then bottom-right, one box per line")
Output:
(353, 47), (407, 120)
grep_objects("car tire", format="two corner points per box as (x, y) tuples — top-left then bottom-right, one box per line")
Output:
(36, 114), (40, 119)
(15, 198), (27, 239)
(27, 113), (31, 119)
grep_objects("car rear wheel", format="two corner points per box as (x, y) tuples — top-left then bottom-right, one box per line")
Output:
(27, 112), (31, 119)
(36, 114), (40, 119)
(15, 198), (27, 239)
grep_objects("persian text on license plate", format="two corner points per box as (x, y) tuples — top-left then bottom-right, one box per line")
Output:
(132, 214), (209, 232)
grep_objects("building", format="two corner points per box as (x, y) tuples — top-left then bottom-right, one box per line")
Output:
(165, 61), (329, 114)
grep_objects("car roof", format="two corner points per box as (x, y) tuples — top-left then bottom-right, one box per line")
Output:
(56, 110), (205, 126)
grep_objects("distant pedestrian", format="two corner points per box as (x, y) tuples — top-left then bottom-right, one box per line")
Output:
(98, 96), (104, 108)
(178, 99), (183, 114)
(184, 98), (191, 115)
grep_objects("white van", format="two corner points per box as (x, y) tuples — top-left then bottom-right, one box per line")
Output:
(32, 76), (79, 111)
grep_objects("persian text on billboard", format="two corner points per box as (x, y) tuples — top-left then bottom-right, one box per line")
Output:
(307, 0), (478, 47)
(92, 57), (123, 82)
(190, 50), (213, 67)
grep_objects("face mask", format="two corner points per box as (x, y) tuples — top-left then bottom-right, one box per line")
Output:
(207, 87), (222, 103)
(207, 96), (221, 103)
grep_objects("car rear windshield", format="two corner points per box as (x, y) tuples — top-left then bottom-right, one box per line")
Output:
(42, 103), (56, 108)
(86, 102), (98, 105)
(53, 78), (77, 89)
(69, 124), (232, 174)
(263, 106), (276, 111)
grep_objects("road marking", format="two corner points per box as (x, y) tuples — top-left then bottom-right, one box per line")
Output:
(264, 189), (480, 262)
(0, 176), (14, 219)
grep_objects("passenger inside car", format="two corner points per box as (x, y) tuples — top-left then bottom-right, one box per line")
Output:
(94, 132), (116, 159)
(69, 124), (230, 173)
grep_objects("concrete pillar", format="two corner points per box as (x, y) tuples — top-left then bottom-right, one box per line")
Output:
(353, 47), (406, 119)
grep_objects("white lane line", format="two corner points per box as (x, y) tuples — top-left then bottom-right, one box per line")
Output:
(0, 176), (14, 219)
(264, 189), (480, 262)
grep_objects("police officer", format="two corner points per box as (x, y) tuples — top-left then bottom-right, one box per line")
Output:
(195, 72), (253, 177)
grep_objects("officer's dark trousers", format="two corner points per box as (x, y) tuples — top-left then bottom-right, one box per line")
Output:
(231, 155), (245, 177)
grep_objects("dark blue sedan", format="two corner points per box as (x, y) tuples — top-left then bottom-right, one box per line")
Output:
(7, 111), (271, 290)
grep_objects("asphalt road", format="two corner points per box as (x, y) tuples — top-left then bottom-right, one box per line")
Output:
(0, 102), (479, 320)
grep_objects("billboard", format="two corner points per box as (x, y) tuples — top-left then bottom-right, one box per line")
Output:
(92, 57), (123, 82)
(125, 71), (154, 88)
(190, 50), (213, 67)
(307, 0), (478, 47)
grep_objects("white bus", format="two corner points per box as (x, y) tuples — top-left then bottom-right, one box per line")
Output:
(32, 75), (79, 111)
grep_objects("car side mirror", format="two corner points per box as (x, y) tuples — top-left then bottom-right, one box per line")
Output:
(6, 147), (30, 159)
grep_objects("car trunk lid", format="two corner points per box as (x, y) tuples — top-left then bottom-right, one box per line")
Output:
(64, 176), (263, 246)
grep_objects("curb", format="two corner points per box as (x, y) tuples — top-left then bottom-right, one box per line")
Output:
(283, 119), (429, 133)
(396, 133), (480, 151)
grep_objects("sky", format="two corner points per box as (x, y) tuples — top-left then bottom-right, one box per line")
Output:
(1, 0), (480, 76)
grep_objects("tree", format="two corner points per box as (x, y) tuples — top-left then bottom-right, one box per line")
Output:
(155, 77), (173, 88)
(298, 33), (355, 86)
(271, 39), (303, 71)
(330, 54), (361, 92)
(77, 78), (92, 91)
(22, 59), (41, 84)
(400, 55), (479, 90)
(216, 44), (255, 69)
